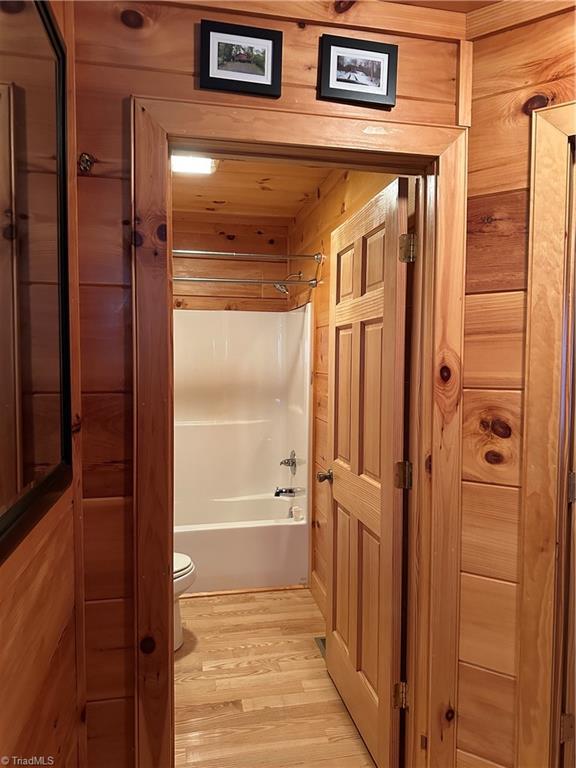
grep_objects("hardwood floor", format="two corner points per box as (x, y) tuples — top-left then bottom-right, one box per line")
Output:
(174, 588), (375, 767)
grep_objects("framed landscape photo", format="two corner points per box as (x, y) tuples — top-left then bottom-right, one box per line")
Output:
(318, 35), (398, 109)
(199, 20), (283, 98)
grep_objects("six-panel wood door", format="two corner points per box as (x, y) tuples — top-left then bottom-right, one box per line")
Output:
(324, 178), (408, 768)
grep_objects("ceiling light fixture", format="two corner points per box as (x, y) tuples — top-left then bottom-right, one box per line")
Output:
(170, 154), (217, 175)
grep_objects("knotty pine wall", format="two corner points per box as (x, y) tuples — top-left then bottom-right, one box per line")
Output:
(172, 212), (290, 312)
(72, 0), (576, 764)
(0, 2), (84, 764)
(457, 8), (575, 768)
(73, 2), (462, 761)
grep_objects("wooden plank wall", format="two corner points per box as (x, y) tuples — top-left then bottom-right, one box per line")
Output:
(0, 2), (83, 765)
(457, 8), (576, 768)
(288, 169), (396, 615)
(73, 2), (461, 760)
(172, 211), (290, 312)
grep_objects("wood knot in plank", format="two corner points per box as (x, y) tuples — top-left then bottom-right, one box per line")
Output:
(435, 351), (461, 423)
(479, 417), (511, 439)
(0, 1), (25, 13)
(139, 635), (156, 654)
(156, 223), (167, 242)
(71, 414), (82, 434)
(485, 450), (504, 465)
(491, 418), (512, 439)
(120, 8), (144, 28)
(522, 93), (550, 116)
(132, 230), (144, 247)
(2, 223), (16, 240)
(334, 0), (356, 12)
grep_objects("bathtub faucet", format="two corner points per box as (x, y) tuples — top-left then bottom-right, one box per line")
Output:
(280, 450), (297, 475)
(274, 487), (304, 498)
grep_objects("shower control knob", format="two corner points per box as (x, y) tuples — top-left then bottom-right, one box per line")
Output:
(316, 469), (333, 484)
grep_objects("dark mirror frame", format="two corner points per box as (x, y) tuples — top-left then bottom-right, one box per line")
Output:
(0, 0), (72, 558)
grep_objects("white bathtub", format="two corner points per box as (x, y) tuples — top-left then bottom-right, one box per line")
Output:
(174, 497), (309, 593)
(173, 307), (311, 594)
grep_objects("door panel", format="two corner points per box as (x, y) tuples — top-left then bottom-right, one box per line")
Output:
(325, 178), (408, 768)
(364, 229), (385, 293)
(361, 320), (383, 481)
(335, 505), (351, 645)
(336, 327), (353, 466)
(360, 525), (380, 692)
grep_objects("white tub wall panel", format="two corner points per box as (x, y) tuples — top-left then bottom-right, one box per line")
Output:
(173, 308), (311, 527)
(173, 307), (311, 591)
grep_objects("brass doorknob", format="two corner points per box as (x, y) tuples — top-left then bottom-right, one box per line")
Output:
(316, 469), (333, 483)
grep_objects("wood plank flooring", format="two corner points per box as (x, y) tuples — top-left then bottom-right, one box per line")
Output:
(174, 588), (375, 767)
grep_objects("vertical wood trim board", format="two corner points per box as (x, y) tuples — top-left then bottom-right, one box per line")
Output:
(428, 131), (467, 766)
(518, 103), (575, 767)
(132, 102), (174, 768)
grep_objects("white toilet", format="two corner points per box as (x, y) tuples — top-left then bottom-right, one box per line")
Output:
(173, 552), (196, 651)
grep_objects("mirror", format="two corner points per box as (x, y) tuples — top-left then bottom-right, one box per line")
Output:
(0, 1), (71, 543)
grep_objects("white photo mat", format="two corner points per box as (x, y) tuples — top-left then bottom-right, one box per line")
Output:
(209, 31), (273, 85)
(328, 45), (390, 96)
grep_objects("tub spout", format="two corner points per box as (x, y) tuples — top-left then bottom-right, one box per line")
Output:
(274, 487), (304, 498)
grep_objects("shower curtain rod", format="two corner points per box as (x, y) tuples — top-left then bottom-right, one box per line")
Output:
(173, 248), (324, 263)
(173, 276), (319, 287)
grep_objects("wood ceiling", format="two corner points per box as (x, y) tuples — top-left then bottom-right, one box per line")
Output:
(171, 158), (334, 221)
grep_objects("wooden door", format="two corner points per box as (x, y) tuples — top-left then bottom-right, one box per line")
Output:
(560, 140), (576, 768)
(324, 178), (409, 767)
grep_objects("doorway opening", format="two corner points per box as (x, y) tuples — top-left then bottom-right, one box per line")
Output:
(132, 96), (467, 768)
(168, 149), (414, 767)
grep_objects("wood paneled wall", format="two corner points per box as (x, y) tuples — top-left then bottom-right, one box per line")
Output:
(72, 0), (576, 764)
(73, 2), (461, 760)
(0, 490), (78, 765)
(172, 211), (290, 312)
(288, 169), (396, 615)
(457, 8), (575, 768)
(0, 2), (84, 765)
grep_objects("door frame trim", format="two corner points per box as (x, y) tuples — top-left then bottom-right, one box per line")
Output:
(518, 100), (576, 767)
(132, 96), (467, 768)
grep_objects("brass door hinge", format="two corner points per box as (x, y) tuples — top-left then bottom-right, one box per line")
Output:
(561, 713), (575, 743)
(395, 461), (413, 490)
(393, 681), (408, 710)
(399, 233), (416, 263)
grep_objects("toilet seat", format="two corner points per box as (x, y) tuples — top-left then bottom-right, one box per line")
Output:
(174, 552), (194, 579)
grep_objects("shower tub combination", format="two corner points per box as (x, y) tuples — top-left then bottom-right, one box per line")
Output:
(173, 307), (311, 594)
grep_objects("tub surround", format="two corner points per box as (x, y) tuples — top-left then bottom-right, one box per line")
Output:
(173, 306), (311, 593)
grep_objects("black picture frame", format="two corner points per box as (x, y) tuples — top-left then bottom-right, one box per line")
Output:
(317, 34), (398, 109)
(0, 0), (72, 560)
(199, 20), (283, 98)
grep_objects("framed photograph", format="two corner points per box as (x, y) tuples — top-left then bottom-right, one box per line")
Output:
(318, 35), (398, 109)
(199, 20), (283, 98)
